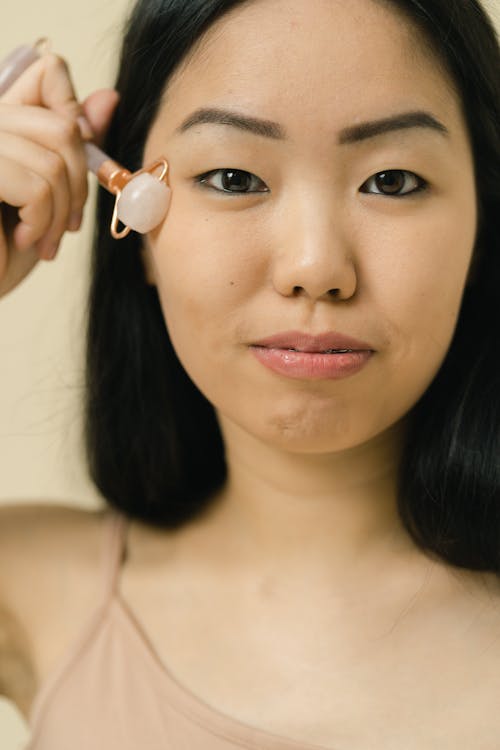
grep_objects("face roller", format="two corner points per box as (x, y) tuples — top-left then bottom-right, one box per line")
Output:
(0, 38), (172, 239)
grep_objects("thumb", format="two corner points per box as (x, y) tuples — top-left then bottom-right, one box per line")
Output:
(79, 89), (120, 148)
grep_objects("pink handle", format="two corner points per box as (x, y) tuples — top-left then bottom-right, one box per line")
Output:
(0, 45), (41, 97)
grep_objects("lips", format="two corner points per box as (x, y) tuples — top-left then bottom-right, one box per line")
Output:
(251, 330), (374, 353)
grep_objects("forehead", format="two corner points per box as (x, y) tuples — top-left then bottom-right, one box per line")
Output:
(161, 0), (460, 134)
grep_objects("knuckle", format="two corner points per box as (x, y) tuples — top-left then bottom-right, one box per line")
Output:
(42, 151), (65, 182)
(32, 177), (51, 205)
(55, 116), (79, 143)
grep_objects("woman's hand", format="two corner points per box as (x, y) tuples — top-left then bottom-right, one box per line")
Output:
(0, 51), (119, 298)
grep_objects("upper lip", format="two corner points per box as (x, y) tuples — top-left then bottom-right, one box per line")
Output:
(251, 330), (374, 353)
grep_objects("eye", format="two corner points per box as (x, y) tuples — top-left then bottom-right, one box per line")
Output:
(195, 169), (269, 194)
(194, 167), (428, 198)
(361, 170), (428, 197)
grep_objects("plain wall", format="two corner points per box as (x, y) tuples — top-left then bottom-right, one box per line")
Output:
(1, 0), (499, 746)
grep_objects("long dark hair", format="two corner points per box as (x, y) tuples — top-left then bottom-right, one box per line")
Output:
(84, 0), (500, 574)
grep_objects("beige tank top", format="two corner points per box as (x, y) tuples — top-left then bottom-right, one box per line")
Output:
(25, 509), (332, 749)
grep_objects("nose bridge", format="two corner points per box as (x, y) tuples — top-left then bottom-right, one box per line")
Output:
(273, 179), (357, 301)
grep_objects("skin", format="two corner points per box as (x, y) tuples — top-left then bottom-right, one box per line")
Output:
(139, 0), (478, 591)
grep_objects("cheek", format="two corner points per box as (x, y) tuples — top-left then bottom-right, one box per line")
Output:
(146, 197), (264, 395)
(148, 190), (271, 319)
(396, 196), (476, 346)
(366, 189), (477, 413)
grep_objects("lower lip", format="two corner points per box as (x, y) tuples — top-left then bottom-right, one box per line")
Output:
(250, 346), (374, 380)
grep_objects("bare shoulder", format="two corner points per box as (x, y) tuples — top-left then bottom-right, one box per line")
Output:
(0, 501), (108, 607)
(0, 502), (110, 712)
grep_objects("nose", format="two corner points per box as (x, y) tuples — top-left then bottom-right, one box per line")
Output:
(272, 189), (358, 302)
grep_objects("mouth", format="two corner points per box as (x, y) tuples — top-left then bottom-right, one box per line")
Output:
(253, 346), (360, 354)
(249, 345), (373, 380)
(251, 330), (374, 354)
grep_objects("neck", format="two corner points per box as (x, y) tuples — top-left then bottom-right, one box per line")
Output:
(207, 414), (420, 583)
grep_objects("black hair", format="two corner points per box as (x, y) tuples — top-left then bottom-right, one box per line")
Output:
(84, 0), (500, 574)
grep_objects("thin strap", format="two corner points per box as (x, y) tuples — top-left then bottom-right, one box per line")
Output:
(102, 508), (128, 601)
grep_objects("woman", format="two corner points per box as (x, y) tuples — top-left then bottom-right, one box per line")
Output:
(0, 0), (499, 747)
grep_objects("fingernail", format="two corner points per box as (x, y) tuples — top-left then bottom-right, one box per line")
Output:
(77, 116), (94, 141)
(15, 222), (34, 252)
(68, 210), (83, 231)
(44, 242), (59, 261)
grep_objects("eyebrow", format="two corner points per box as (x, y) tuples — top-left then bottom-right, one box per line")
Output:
(175, 107), (450, 144)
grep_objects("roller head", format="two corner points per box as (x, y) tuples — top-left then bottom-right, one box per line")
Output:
(116, 172), (171, 234)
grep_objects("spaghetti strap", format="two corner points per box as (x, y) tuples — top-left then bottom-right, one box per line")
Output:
(102, 509), (128, 601)
(27, 506), (336, 750)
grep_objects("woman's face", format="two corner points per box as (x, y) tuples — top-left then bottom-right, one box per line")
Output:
(141, 0), (477, 454)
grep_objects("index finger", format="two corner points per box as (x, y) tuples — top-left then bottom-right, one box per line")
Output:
(0, 52), (83, 122)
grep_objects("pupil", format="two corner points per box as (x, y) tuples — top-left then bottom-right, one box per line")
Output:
(222, 170), (250, 192)
(377, 171), (404, 194)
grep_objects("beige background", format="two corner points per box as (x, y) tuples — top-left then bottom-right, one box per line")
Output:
(1, 0), (499, 746)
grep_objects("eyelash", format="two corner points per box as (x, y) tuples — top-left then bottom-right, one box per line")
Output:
(194, 168), (429, 198)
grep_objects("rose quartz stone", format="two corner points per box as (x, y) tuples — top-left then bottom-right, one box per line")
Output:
(117, 173), (171, 233)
